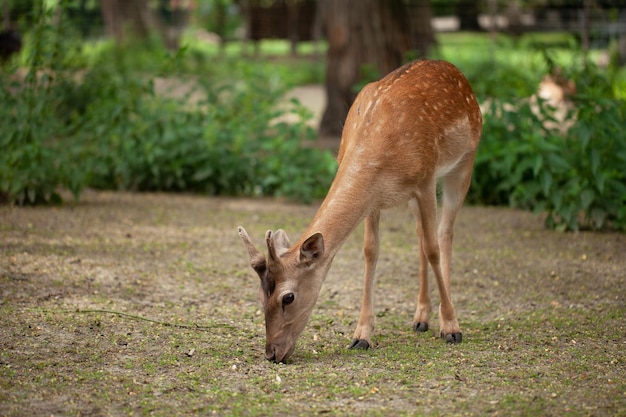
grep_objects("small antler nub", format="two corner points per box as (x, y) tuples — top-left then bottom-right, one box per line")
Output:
(238, 226), (267, 275)
(238, 226), (257, 256)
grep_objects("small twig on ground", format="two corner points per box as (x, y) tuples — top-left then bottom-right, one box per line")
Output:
(31, 308), (236, 331)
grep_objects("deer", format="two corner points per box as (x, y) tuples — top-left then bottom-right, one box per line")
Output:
(238, 59), (482, 363)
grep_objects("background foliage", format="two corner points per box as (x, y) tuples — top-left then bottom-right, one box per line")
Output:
(1, 4), (625, 231)
(0, 5), (335, 205)
(466, 50), (626, 231)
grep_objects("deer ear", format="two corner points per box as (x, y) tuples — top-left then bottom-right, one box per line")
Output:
(266, 229), (291, 262)
(272, 229), (291, 257)
(299, 233), (324, 265)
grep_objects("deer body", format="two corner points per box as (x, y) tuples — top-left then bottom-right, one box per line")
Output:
(239, 59), (482, 363)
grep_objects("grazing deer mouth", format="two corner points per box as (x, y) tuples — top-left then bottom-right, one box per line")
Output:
(266, 343), (295, 364)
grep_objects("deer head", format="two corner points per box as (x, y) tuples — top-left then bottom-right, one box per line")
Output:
(238, 226), (326, 363)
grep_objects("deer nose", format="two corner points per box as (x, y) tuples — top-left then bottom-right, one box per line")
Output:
(265, 345), (277, 362)
(266, 345), (288, 363)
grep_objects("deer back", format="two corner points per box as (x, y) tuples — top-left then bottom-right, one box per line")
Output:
(337, 60), (482, 194)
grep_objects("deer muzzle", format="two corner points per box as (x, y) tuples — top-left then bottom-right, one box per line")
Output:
(266, 342), (295, 364)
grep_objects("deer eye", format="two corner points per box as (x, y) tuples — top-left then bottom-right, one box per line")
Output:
(282, 293), (295, 306)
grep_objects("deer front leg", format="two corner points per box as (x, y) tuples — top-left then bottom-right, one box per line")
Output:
(350, 211), (380, 350)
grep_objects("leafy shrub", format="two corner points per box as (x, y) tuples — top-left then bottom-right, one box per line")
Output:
(0, 85), (85, 204)
(463, 59), (539, 101)
(0, 8), (336, 205)
(0, 5), (85, 204)
(470, 58), (626, 231)
(73, 53), (336, 203)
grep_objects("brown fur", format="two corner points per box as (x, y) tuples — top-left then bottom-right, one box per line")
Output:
(239, 59), (482, 363)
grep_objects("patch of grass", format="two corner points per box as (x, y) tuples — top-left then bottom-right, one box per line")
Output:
(1, 296), (624, 416)
(1, 193), (625, 416)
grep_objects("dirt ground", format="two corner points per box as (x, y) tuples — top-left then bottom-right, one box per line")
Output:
(1, 81), (625, 416)
(1, 190), (625, 416)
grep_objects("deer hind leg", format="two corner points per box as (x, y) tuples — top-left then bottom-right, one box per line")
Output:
(436, 155), (476, 343)
(350, 210), (381, 350)
(409, 199), (430, 333)
(414, 180), (462, 343)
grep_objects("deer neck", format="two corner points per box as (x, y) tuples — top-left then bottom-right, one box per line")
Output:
(298, 166), (374, 263)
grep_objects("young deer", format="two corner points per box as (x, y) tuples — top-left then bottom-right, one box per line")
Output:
(238, 59), (482, 363)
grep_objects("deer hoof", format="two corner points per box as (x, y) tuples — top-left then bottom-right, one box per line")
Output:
(413, 322), (429, 332)
(349, 339), (370, 350)
(443, 332), (463, 344)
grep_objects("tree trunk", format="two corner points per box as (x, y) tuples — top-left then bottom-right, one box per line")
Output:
(318, 0), (425, 138)
(120, 0), (153, 39)
(2, 0), (10, 30)
(581, 0), (591, 65)
(237, 0), (252, 56)
(617, 8), (626, 65)
(457, 0), (482, 31)
(287, 0), (299, 56)
(101, 0), (123, 43)
(100, 0), (156, 45)
(409, 0), (436, 57)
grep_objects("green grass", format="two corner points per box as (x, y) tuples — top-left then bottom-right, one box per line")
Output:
(73, 36), (327, 86)
(2, 294), (624, 417)
(437, 31), (602, 68)
(1, 193), (624, 416)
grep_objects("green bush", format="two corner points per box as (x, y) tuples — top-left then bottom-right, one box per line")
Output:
(0, 5), (85, 204)
(0, 6), (336, 206)
(470, 58), (626, 231)
(75, 54), (336, 202)
(465, 59), (538, 101)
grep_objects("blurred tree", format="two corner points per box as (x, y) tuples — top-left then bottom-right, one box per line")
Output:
(0, 0), (22, 62)
(101, 0), (153, 43)
(237, 0), (317, 57)
(66, 0), (104, 38)
(208, 0), (232, 53)
(412, 0), (436, 57)
(100, 0), (191, 49)
(456, 0), (482, 31)
(318, 0), (435, 137)
(617, 6), (626, 65)
(2, 0), (9, 30)
(3, 0), (37, 28)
